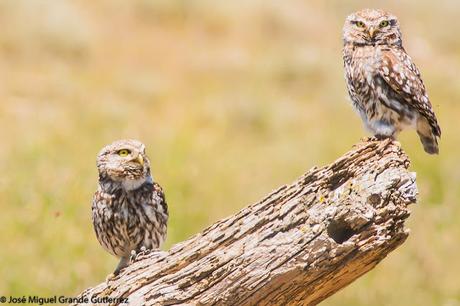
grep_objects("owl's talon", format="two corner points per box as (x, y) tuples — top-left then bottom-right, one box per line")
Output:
(136, 247), (152, 259)
(129, 250), (138, 263)
(375, 134), (391, 140)
(105, 273), (117, 283)
(129, 247), (152, 263)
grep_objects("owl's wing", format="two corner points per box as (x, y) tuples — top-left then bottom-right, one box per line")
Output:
(152, 182), (168, 216)
(376, 48), (441, 137)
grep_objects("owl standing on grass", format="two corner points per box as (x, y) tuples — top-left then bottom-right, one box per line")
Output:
(342, 9), (441, 154)
(92, 139), (168, 275)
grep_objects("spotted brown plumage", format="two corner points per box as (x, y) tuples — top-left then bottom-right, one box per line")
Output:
(343, 9), (441, 154)
(92, 139), (168, 275)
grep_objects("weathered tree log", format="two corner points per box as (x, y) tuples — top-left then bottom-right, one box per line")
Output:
(75, 139), (417, 306)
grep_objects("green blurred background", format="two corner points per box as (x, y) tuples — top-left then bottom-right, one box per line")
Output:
(0, 0), (458, 305)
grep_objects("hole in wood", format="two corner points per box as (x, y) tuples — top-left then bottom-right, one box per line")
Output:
(327, 218), (356, 244)
(367, 193), (381, 205)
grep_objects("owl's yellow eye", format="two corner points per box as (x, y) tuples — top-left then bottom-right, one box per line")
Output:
(118, 149), (130, 157)
(379, 20), (389, 28)
(355, 21), (365, 28)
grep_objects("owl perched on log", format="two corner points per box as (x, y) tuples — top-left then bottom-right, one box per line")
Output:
(92, 139), (168, 275)
(342, 9), (441, 154)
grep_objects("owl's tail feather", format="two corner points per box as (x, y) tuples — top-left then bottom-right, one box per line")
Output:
(417, 117), (439, 155)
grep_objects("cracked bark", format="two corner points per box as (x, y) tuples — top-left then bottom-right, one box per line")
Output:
(75, 139), (417, 306)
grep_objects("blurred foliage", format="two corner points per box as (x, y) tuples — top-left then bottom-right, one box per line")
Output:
(0, 0), (458, 305)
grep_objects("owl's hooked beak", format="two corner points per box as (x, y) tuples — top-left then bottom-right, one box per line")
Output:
(368, 27), (377, 39)
(135, 154), (144, 166)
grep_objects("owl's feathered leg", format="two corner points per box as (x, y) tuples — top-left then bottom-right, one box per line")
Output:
(105, 256), (130, 282)
(113, 256), (130, 275)
(416, 117), (439, 154)
(368, 118), (398, 139)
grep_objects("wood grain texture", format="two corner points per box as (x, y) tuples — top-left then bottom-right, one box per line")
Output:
(75, 138), (417, 306)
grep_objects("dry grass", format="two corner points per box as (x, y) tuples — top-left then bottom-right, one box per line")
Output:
(0, 0), (458, 305)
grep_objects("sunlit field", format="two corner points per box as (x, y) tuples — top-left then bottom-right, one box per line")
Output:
(0, 1), (458, 305)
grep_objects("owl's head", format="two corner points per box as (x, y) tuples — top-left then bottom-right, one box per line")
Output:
(96, 139), (152, 190)
(343, 9), (402, 46)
